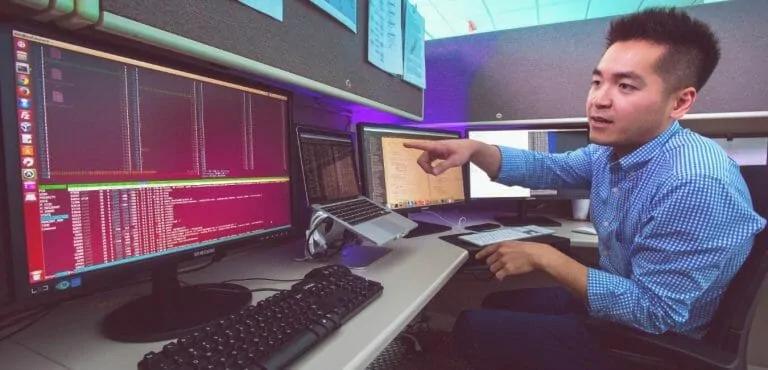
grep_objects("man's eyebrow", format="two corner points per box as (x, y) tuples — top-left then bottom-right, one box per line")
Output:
(592, 69), (645, 84)
(614, 71), (645, 83)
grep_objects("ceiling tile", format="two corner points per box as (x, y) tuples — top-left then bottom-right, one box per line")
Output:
(420, 0), (730, 40)
(639, 0), (694, 9)
(539, 0), (589, 25)
(587, 0), (642, 18)
(493, 7), (539, 30)
(484, 0), (537, 14)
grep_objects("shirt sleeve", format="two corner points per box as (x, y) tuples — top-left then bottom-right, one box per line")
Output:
(495, 145), (594, 190)
(587, 175), (765, 335)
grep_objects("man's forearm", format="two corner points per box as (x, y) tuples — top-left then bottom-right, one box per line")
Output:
(468, 140), (502, 179)
(535, 246), (589, 301)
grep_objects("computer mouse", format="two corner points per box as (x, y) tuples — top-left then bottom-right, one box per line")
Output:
(304, 264), (352, 280)
(572, 226), (597, 235)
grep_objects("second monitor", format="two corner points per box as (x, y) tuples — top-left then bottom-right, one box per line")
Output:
(357, 124), (467, 238)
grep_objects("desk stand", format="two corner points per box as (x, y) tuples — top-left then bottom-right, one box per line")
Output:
(338, 243), (392, 269)
(305, 211), (391, 268)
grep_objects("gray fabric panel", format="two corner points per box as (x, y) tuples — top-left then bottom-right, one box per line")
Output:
(100, 0), (422, 117)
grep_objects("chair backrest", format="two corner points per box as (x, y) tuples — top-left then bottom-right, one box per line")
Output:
(703, 165), (768, 354)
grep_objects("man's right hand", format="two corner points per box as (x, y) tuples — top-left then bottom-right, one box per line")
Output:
(404, 139), (483, 176)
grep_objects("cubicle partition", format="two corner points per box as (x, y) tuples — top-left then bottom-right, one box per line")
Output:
(98, 0), (423, 120)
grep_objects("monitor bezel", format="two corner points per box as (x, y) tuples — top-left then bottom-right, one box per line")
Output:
(0, 21), (296, 307)
(465, 124), (591, 203)
(356, 122), (469, 212)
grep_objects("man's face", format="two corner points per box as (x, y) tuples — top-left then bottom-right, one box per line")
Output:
(587, 40), (676, 156)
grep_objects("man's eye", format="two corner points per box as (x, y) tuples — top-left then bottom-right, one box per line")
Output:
(590, 80), (601, 87)
(619, 83), (636, 91)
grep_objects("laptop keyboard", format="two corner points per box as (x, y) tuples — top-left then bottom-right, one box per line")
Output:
(321, 198), (390, 225)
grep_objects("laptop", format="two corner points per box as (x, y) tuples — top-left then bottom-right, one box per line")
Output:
(296, 127), (417, 245)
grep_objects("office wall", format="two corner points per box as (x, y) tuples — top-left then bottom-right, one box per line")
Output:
(423, 0), (768, 123)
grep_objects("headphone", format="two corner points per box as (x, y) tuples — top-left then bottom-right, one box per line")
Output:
(305, 211), (351, 259)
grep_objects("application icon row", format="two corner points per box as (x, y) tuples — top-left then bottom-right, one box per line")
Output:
(15, 37), (37, 204)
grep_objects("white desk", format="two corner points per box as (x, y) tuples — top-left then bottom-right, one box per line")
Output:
(4, 216), (597, 370)
(5, 230), (468, 370)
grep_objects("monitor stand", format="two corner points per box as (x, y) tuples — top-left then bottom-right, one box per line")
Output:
(404, 219), (452, 238)
(494, 200), (562, 227)
(102, 261), (252, 342)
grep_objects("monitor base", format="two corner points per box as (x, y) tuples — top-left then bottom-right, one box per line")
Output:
(404, 220), (452, 238)
(102, 263), (251, 342)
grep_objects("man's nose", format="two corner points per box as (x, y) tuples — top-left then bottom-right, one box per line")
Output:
(591, 88), (612, 109)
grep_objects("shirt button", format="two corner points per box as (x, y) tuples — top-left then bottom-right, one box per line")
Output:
(612, 187), (619, 194)
(602, 221), (609, 227)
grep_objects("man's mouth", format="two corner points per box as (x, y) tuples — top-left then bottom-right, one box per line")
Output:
(589, 116), (614, 125)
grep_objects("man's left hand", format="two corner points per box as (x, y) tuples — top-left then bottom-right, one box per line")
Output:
(475, 241), (553, 281)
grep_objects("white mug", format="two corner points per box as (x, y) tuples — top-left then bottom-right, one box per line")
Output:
(571, 199), (590, 221)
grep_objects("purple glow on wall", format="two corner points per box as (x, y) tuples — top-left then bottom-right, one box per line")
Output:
(422, 32), (500, 124)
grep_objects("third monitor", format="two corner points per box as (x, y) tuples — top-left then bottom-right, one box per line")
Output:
(467, 125), (590, 226)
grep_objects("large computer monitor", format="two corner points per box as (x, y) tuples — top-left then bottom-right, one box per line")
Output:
(357, 124), (467, 238)
(0, 25), (293, 341)
(467, 126), (590, 226)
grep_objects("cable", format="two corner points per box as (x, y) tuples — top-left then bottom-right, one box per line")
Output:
(0, 304), (57, 342)
(304, 215), (331, 258)
(0, 307), (47, 332)
(249, 288), (288, 293)
(0, 305), (47, 326)
(422, 210), (467, 229)
(178, 254), (222, 275)
(221, 277), (301, 284)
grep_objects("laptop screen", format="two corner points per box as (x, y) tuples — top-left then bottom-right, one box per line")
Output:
(297, 128), (361, 205)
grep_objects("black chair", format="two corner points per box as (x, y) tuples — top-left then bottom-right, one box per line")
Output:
(586, 166), (768, 370)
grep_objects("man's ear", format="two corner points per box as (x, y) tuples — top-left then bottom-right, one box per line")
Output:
(670, 87), (697, 120)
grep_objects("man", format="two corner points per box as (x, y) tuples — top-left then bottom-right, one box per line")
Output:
(405, 8), (766, 369)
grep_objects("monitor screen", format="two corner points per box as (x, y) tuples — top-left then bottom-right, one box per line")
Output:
(296, 128), (360, 205)
(357, 124), (466, 210)
(3, 29), (292, 298)
(467, 127), (589, 199)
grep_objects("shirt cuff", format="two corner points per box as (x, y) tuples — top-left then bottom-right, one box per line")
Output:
(586, 267), (632, 317)
(495, 146), (532, 185)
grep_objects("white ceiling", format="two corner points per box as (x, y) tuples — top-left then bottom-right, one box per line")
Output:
(412, 0), (729, 40)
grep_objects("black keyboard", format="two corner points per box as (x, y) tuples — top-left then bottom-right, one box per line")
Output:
(321, 198), (390, 225)
(139, 265), (383, 370)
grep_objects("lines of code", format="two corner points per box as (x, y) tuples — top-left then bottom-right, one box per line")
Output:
(17, 33), (292, 283)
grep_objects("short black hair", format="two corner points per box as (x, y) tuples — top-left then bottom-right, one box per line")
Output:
(606, 8), (720, 92)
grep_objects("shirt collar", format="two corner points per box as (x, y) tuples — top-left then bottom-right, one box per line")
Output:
(610, 121), (682, 171)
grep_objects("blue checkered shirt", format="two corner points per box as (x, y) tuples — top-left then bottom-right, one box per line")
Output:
(495, 121), (766, 338)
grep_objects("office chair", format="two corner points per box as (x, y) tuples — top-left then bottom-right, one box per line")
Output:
(585, 166), (768, 370)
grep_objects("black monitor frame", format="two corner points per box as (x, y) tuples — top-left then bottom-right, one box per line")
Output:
(357, 123), (468, 237)
(0, 21), (295, 321)
(465, 124), (590, 226)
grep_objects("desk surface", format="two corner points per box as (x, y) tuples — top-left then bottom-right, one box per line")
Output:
(5, 217), (595, 370)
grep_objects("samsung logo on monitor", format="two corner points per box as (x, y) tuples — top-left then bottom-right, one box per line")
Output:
(193, 248), (216, 257)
